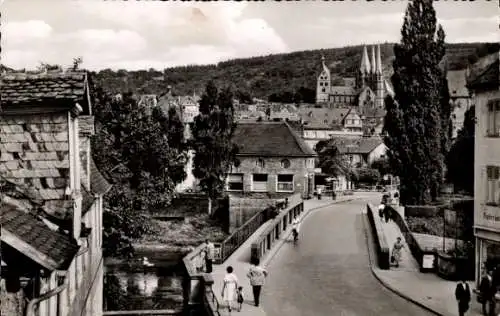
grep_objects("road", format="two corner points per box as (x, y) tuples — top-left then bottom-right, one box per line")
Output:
(261, 197), (434, 316)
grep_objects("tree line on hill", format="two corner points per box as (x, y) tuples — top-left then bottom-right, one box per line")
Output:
(65, 41), (497, 104)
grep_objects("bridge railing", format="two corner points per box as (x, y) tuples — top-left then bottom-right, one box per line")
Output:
(366, 203), (390, 270)
(250, 200), (304, 263)
(216, 193), (301, 264)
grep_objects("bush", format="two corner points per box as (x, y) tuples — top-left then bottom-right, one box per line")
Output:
(405, 205), (445, 218)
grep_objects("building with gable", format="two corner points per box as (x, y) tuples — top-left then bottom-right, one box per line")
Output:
(467, 50), (500, 288)
(225, 121), (316, 231)
(298, 107), (364, 150)
(447, 69), (473, 139)
(0, 71), (111, 316)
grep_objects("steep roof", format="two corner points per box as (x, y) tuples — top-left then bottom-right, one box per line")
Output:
(336, 137), (385, 154)
(0, 203), (79, 270)
(330, 86), (357, 96)
(90, 158), (112, 195)
(447, 70), (469, 98)
(233, 122), (316, 157)
(1, 71), (90, 114)
(467, 52), (499, 91)
(298, 107), (350, 129)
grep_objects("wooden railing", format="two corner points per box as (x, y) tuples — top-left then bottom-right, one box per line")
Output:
(250, 200), (304, 264)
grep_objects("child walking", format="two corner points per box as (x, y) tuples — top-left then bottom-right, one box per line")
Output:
(237, 286), (244, 312)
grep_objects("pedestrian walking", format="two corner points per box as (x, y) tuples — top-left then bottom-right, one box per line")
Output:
(221, 266), (238, 313)
(317, 186), (322, 200)
(384, 204), (391, 223)
(455, 278), (471, 316)
(246, 258), (268, 307)
(196, 249), (206, 273)
(479, 269), (496, 315)
(378, 202), (385, 221)
(292, 217), (300, 242)
(204, 239), (215, 273)
(236, 286), (244, 312)
(391, 237), (404, 268)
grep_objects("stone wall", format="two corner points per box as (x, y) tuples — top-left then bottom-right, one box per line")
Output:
(230, 156), (314, 196)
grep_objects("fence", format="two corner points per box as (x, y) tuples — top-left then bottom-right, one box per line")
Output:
(385, 205), (435, 272)
(250, 201), (304, 264)
(216, 193), (302, 264)
(182, 243), (221, 316)
(366, 204), (390, 270)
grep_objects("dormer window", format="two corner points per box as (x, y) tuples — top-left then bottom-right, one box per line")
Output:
(256, 158), (265, 168)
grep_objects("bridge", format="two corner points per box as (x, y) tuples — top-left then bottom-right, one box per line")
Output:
(107, 191), (482, 316)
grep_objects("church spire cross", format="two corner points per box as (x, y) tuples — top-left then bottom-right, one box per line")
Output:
(376, 44), (382, 74)
(360, 46), (371, 74)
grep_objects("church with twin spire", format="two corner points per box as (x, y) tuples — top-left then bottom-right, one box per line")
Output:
(316, 44), (394, 112)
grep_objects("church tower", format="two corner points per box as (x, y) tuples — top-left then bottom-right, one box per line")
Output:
(375, 44), (384, 108)
(357, 46), (371, 89)
(316, 55), (331, 103)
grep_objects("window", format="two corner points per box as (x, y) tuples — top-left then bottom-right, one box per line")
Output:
(281, 159), (291, 169)
(227, 174), (243, 191)
(486, 166), (500, 206)
(322, 88), (326, 93)
(277, 174), (294, 192)
(252, 174), (268, 192)
(324, 119), (328, 124)
(487, 100), (500, 137)
(256, 158), (265, 168)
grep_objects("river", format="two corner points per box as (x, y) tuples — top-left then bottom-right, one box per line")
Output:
(103, 250), (185, 311)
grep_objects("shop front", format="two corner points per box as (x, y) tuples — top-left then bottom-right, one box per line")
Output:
(474, 204), (500, 287)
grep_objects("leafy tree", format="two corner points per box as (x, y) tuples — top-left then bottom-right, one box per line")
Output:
(315, 140), (349, 177)
(236, 89), (253, 104)
(191, 81), (238, 215)
(446, 105), (475, 195)
(90, 80), (187, 257)
(383, 0), (450, 205)
(371, 157), (391, 176)
(352, 168), (381, 185)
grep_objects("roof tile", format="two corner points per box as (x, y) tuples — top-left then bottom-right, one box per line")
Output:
(233, 122), (316, 157)
(0, 204), (79, 270)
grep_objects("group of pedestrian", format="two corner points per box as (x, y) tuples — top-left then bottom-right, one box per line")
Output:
(202, 238), (269, 313)
(221, 258), (268, 313)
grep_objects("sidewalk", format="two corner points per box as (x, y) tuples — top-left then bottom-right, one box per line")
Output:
(363, 211), (483, 316)
(211, 195), (359, 316)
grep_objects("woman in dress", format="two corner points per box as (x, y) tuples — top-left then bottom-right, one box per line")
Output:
(392, 237), (404, 268)
(221, 266), (238, 312)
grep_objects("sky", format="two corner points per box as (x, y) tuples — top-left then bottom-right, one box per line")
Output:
(1, 0), (498, 71)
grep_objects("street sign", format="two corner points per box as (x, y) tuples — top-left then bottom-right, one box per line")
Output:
(422, 254), (434, 269)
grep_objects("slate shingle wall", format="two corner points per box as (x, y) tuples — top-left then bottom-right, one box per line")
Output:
(0, 113), (71, 219)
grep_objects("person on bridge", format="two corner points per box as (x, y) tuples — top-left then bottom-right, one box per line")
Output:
(221, 266), (239, 313)
(292, 217), (301, 241)
(204, 239), (215, 273)
(247, 258), (268, 307)
(391, 237), (404, 268)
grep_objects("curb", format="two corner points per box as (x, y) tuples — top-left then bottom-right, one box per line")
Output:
(360, 210), (443, 316)
(261, 197), (357, 268)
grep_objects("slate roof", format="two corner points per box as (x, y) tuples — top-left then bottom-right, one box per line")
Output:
(0, 203), (79, 270)
(330, 86), (357, 95)
(90, 158), (112, 195)
(335, 137), (385, 154)
(467, 52), (499, 91)
(1, 71), (90, 114)
(298, 107), (350, 129)
(447, 70), (469, 98)
(233, 122), (316, 157)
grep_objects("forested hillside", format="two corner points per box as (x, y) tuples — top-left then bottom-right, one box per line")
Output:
(3, 42), (498, 102)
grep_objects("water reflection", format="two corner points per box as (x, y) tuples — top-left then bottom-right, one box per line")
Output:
(104, 256), (184, 311)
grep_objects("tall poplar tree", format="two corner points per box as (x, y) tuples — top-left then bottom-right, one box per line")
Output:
(383, 0), (450, 204)
(191, 81), (238, 215)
